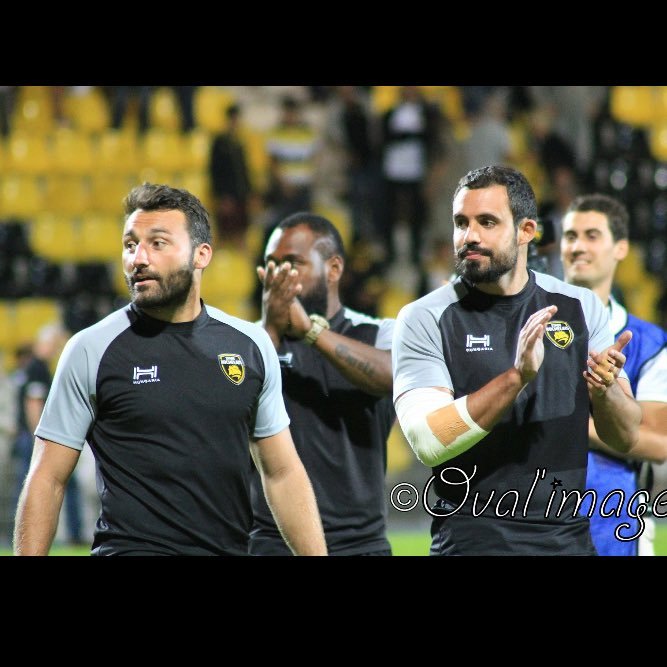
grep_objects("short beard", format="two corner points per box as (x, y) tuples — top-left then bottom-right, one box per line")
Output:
(455, 242), (518, 284)
(126, 260), (195, 310)
(298, 274), (328, 316)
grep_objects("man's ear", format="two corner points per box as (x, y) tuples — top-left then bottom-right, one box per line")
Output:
(194, 243), (213, 270)
(327, 255), (344, 284)
(614, 238), (629, 262)
(517, 218), (537, 247)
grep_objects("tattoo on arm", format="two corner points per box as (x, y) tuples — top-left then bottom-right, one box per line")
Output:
(334, 344), (376, 378)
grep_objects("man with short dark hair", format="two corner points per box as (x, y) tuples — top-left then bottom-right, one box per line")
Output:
(14, 183), (326, 556)
(392, 165), (641, 555)
(561, 192), (667, 556)
(251, 211), (395, 556)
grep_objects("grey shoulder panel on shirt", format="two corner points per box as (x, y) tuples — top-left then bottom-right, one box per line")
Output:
(342, 306), (396, 350)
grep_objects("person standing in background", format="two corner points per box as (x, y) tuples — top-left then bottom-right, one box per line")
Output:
(251, 211), (396, 556)
(561, 193), (667, 555)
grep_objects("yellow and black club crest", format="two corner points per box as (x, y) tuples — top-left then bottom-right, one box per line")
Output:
(218, 353), (246, 385)
(544, 321), (574, 349)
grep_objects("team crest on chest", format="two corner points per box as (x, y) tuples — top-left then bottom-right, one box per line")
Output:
(544, 321), (574, 349)
(218, 353), (246, 385)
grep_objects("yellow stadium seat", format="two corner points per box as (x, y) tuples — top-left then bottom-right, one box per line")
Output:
(12, 86), (56, 135)
(139, 128), (186, 174)
(378, 284), (415, 319)
(79, 213), (123, 262)
(149, 86), (182, 132)
(51, 127), (96, 175)
(89, 173), (133, 215)
(29, 213), (81, 263)
(0, 301), (16, 351)
(182, 129), (212, 172)
(240, 127), (269, 192)
(63, 86), (111, 134)
(201, 247), (256, 302)
(0, 136), (6, 175)
(96, 128), (140, 177)
(609, 86), (656, 127)
(5, 130), (53, 175)
(387, 421), (413, 474)
(0, 175), (45, 219)
(178, 170), (212, 212)
(649, 123), (667, 161)
(13, 298), (63, 347)
(194, 87), (237, 133)
(43, 175), (92, 216)
(370, 86), (400, 114)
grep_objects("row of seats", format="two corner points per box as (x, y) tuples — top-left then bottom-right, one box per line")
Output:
(9, 86), (240, 136)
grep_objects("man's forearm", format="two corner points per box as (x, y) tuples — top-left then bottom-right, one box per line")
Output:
(591, 383), (641, 454)
(14, 476), (65, 555)
(264, 466), (327, 556)
(312, 329), (392, 396)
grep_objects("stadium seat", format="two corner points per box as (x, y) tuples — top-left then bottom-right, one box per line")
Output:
(139, 128), (186, 175)
(182, 129), (212, 172)
(29, 213), (81, 263)
(194, 87), (237, 133)
(96, 128), (140, 177)
(79, 213), (123, 262)
(378, 284), (415, 319)
(149, 86), (182, 132)
(0, 175), (45, 219)
(5, 130), (53, 176)
(11, 86), (56, 135)
(43, 175), (92, 216)
(609, 86), (656, 127)
(89, 173), (134, 215)
(649, 123), (667, 162)
(51, 127), (96, 176)
(178, 171), (212, 212)
(63, 86), (111, 134)
(13, 297), (63, 347)
(0, 300), (16, 351)
(200, 247), (255, 302)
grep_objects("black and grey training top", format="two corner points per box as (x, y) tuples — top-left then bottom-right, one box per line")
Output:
(36, 302), (289, 556)
(392, 270), (615, 556)
(249, 306), (396, 556)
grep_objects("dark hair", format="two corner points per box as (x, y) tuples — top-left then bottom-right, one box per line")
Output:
(566, 193), (629, 242)
(123, 183), (212, 247)
(277, 211), (346, 261)
(453, 165), (538, 224)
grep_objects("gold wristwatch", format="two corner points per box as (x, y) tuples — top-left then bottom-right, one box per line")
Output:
(304, 314), (330, 345)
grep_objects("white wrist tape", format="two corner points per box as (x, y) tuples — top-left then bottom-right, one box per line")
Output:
(395, 387), (489, 467)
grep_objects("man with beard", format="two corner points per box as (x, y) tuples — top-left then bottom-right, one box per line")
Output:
(13, 183), (327, 556)
(249, 212), (396, 556)
(392, 165), (641, 555)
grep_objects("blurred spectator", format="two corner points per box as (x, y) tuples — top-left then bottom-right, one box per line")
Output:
(378, 86), (446, 266)
(324, 86), (381, 243)
(263, 95), (321, 229)
(460, 87), (513, 174)
(528, 86), (607, 183)
(11, 324), (84, 546)
(208, 103), (254, 249)
(536, 165), (580, 279)
(417, 236), (456, 296)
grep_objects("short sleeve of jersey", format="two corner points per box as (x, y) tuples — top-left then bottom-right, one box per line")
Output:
(374, 318), (395, 350)
(392, 291), (452, 403)
(252, 325), (291, 439)
(35, 331), (96, 451)
(636, 348), (667, 402)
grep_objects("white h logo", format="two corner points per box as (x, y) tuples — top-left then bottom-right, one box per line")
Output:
(466, 335), (490, 348)
(133, 365), (158, 380)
